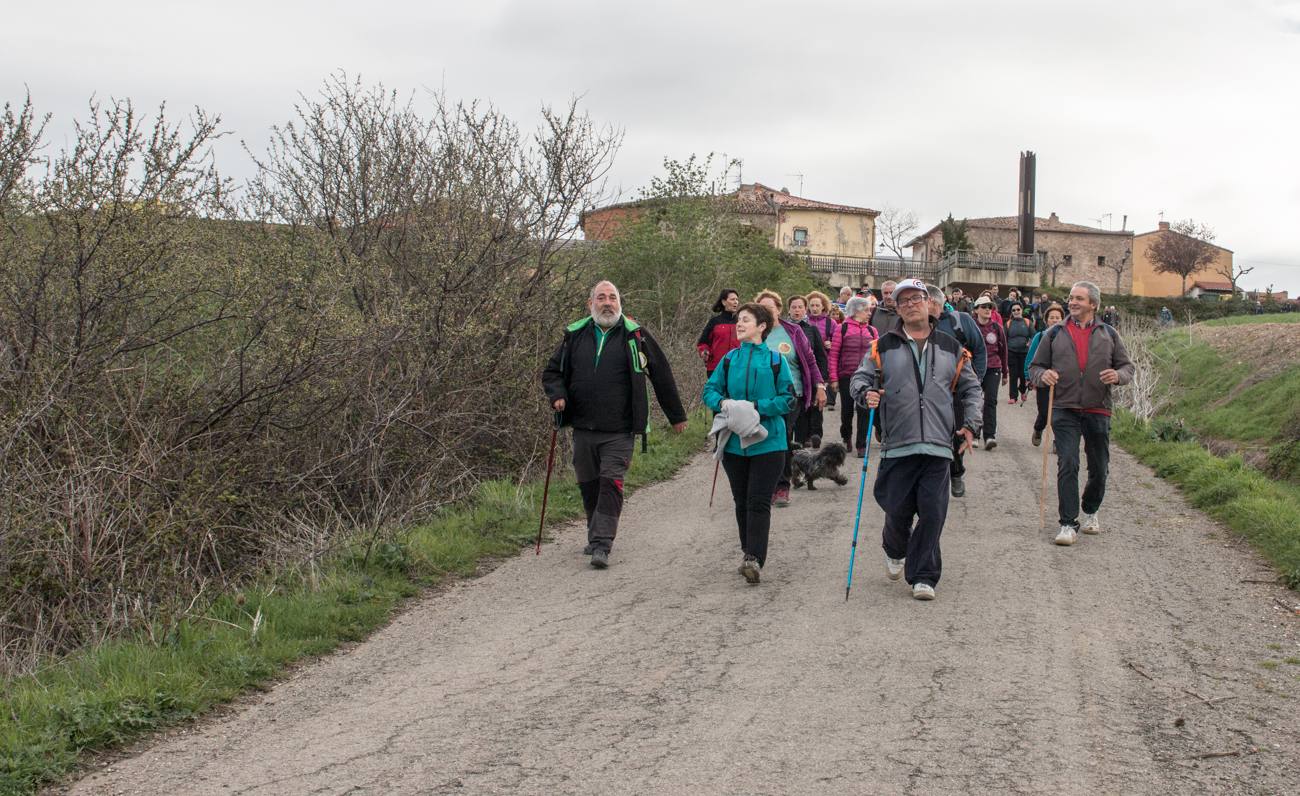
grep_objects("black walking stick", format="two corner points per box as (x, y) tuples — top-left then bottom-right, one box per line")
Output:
(535, 412), (562, 555)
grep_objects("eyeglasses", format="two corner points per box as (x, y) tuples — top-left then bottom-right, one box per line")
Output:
(896, 294), (928, 307)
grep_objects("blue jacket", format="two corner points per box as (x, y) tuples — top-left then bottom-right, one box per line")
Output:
(702, 342), (796, 456)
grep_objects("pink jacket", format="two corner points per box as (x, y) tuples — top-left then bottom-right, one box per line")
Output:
(828, 317), (879, 382)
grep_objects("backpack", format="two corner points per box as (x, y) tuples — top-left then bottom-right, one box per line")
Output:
(720, 347), (783, 398)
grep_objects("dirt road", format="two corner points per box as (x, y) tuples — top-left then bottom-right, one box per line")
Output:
(68, 404), (1300, 795)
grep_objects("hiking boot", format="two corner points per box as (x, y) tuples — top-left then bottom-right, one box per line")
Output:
(856, 447), (866, 458)
(1054, 526), (1078, 546)
(950, 476), (965, 498)
(885, 556), (905, 581)
(590, 548), (610, 568)
(1032, 428), (1042, 447)
(984, 438), (997, 451)
(773, 487), (791, 507)
(971, 439), (980, 449)
(741, 555), (761, 584)
(912, 583), (936, 600)
(810, 434), (822, 449)
(582, 544), (594, 555)
(1080, 512), (1101, 534)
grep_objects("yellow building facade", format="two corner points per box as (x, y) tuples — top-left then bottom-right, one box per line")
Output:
(775, 206), (876, 257)
(1130, 222), (1235, 297)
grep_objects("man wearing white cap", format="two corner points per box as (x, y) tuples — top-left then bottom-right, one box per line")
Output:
(851, 279), (983, 600)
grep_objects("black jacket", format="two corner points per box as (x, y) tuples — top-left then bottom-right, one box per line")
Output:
(796, 319), (829, 380)
(542, 316), (686, 439)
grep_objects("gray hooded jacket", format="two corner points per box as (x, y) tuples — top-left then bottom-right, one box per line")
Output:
(849, 318), (984, 453)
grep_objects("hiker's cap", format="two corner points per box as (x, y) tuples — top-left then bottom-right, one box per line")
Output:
(973, 296), (995, 308)
(893, 278), (928, 298)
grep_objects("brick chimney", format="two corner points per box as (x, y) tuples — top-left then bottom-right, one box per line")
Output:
(1048, 212), (1059, 223)
(1158, 221), (1170, 231)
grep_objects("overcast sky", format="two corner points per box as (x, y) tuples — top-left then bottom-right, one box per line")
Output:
(6, 0), (1299, 294)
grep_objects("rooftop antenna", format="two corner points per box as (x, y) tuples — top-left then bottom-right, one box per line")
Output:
(1090, 212), (1112, 229)
(1158, 210), (1165, 222)
(785, 173), (805, 195)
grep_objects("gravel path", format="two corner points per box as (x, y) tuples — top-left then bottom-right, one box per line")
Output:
(66, 403), (1300, 795)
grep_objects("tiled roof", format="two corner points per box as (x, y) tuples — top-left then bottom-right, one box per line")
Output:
(1191, 280), (1234, 291)
(741, 183), (879, 216)
(907, 215), (1132, 248)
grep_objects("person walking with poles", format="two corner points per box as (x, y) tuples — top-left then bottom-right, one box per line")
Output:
(828, 295), (879, 458)
(542, 281), (688, 568)
(927, 284), (986, 498)
(703, 302), (796, 584)
(972, 296), (1008, 450)
(851, 279), (982, 601)
(1029, 281), (1135, 547)
(1024, 303), (1065, 447)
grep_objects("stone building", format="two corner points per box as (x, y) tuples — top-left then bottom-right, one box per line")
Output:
(908, 213), (1135, 295)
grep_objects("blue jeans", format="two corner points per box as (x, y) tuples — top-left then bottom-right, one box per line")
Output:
(1051, 409), (1111, 529)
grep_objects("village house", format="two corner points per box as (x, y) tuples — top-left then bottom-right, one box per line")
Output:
(1130, 220), (1236, 298)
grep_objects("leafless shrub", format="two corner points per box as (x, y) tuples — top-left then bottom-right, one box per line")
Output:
(1115, 315), (1166, 422)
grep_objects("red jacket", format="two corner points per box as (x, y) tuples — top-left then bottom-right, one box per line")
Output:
(696, 311), (739, 373)
(829, 318), (879, 382)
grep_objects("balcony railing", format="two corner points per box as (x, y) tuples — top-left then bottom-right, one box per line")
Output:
(939, 250), (1043, 273)
(795, 253), (943, 282)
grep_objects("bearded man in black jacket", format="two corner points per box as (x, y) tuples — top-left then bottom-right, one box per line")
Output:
(542, 281), (687, 569)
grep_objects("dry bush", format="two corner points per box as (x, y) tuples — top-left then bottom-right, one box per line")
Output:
(1114, 315), (1165, 422)
(0, 78), (620, 674)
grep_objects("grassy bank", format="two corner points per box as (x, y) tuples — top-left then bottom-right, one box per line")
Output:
(0, 412), (709, 795)
(1113, 413), (1300, 589)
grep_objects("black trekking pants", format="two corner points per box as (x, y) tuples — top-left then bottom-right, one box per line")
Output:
(1007, 351), (1028, 401)
(778, 405), (802, 491)
(1052, 409), (1111, 529)
(572, 429), (635, 553)
(981, 368), (1001, 441)
(1033, 382), (1052, 432)
(838, 376), (869, 450)
(950, 398), (966, 479)
(722, 450), (784, 567)
(874, 454), (951, 587)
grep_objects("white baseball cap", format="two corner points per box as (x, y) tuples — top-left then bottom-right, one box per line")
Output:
(893, 278), (928, 298)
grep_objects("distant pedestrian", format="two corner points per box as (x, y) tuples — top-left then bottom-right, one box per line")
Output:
(828, 295), (879, 457)
(870, 280), (899, 334)
(928, 284), (986, 498)
(1159, 306), (1174, 327)
(1024, 303), (1065, 447)
(703, 302), (796, 584)
(755, 290), (825, 508)
(542, 281), (688, 568)
(972, 296), (1008, 450)
(1101, 305), (1120, 327)
(807, 291), (837, 408)
(851, 278), (983, 601)
(1005, 303), (1035, 405)
(788, 294), (829, 448)
(835, 286), (853, 311)
(696, 288), (741, 373)
(1029, 281), (1135, 547)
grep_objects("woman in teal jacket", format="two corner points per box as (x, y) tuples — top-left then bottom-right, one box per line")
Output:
(1024, 303), (1065, 447)
(703, 302), (796, 583)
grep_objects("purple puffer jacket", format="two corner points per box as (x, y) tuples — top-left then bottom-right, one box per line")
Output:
(777, 318), (823, 411)
(808, 314), (835, 348)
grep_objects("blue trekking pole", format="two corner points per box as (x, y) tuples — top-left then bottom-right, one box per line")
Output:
(845, 372), (881, 601)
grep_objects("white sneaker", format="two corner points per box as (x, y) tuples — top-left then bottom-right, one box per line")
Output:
(1080, 512), (1100, 534)
(912, 583), (936, 600)
(1054, 525), (1078, 546)
(984, 438), (997, 451)
(885, 556), (905, 581)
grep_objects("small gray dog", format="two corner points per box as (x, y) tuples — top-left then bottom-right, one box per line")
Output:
(791, 442), (849, 490)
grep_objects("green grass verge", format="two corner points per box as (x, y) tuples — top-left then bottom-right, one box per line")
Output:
(1199, 312), (1300, 327)
(1113, 411), (1300, 590)
(0, 412), (710, 795)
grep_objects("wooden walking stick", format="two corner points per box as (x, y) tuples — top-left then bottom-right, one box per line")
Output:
(1039, 384), (1055, 530)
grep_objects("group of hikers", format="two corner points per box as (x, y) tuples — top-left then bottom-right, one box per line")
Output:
(542, 276), (1134, 600)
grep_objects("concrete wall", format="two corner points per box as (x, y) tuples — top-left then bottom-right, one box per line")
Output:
(777, 209), (875, 257)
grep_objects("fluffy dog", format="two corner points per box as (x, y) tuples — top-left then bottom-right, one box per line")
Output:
(791, 442), (849, 490)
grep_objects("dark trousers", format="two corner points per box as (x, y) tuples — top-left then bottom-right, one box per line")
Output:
(874, 454), (951, 587)
(838, 376), (869, 450)
(1033, 383), (1052, 432)
(1051, 409), (1111, 529)
(572, 429), (634, 553)
(981, 368), (1001, 440)
(796, 406), (824, 444)
(1007, 352), (1028, 400)
(778, 405), (802, 490)
(722, 450), (784, 567)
